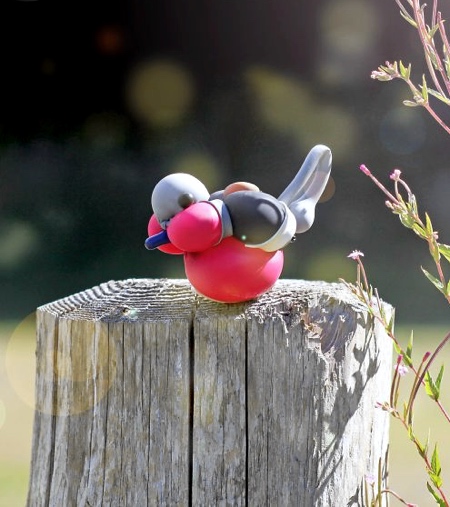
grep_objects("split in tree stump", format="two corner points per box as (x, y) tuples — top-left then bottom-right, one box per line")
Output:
(27, 278), (393, 506)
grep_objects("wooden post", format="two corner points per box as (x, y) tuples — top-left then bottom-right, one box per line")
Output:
(27, 279), (392, 506)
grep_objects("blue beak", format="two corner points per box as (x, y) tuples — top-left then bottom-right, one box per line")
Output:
(145, 230), (170, 250)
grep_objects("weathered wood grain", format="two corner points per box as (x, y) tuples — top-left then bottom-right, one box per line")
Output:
(27, 278), (392, 506)
(192, 315), (247, 505)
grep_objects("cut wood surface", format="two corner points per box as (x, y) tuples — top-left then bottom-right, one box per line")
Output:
(27, 278), (392, 506)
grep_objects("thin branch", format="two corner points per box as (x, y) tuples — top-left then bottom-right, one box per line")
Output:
(423, 100), (450, 135)
(412, 0), (448, 97)
(432, 0), (438, 27)
(408, 331), (450, 419)
(439, 12), (450, 58)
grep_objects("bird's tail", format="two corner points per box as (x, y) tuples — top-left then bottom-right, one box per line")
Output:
(278, 144), (332, 234)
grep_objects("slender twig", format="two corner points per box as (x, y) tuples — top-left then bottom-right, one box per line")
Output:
(412, 0), (447, 96)
(390, 355), (402, 408)
(439, 12), (450, 59)
(405, 351), (432, 425)
(423, 100), (450, 135)
(432, 0), (438, 27)
(381, 488), (419, 505)
(408, 331), (450, 418)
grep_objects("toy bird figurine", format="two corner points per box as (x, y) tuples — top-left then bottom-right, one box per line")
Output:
(145, 144), (332, 303)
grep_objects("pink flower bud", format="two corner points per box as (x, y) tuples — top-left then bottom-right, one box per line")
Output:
(365, 473), (376, 486)
(390, 169), (402, 181)
(359, 164), (371, 176)
(395, 363), (409, 376)
(347, 250), (364, 260)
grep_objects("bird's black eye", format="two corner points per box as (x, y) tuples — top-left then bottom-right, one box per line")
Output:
(178, 192), (195, 209)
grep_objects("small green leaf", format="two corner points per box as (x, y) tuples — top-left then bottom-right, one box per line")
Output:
(425, 213), (434, 235)
(399, 60), (411, 79)
(410, 192), (418, 210)
(427, 481), (446, 506)
(428, 366), (445, 402)
(386, 313), (395, 334)
(438, 243), (450, 263)
(428, 49), (440, 70)
(445, 56), (450, 80)
(378, 294), (386, 321)
(399, 211), (415, 229)
(425, 370), (440, 400)
(399, 9), (418, 28)
(413, 92), (426, 105)
(379, 62), (398, 76)
(424, 429), (431, 459)
(436, 364), (445, 392)
(428, 88), (450, 105)
(412, 222), (427, 239)
(421, 74), (429, 102)
(404, 331), (414, 367)
(403, 99), (420, 107)
(407, 422), (414, 441)
(403, 401), (409, 421)
(415, 436), (427, 459)
(431, 444), (442, 477)
(393, 340), (403, 357)
(421, 267), (445, 295)
(425, 214), (440, 262)
(430, 239), (441, 263)
(428, 23), (440, 39)
(430, 473), (443, 489)
(394, 387), (400, 408)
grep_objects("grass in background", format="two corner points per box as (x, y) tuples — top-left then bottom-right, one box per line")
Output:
(0, 319), (35, 507)
(0, 319), (449, 506)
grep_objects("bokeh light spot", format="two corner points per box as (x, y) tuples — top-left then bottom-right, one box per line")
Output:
(0, 219), (40, 271)
(36, 320), (117, 416)
(95, 25), (124, 55)
(170, 151), (222, 191)
(296, 104), (357, 162)
(245, 65), (313, 135)
(125, 59), (195, 129)
(317, 0), (380, 85)
(320, 0), (378, 55)
(245, 65), (357, 161)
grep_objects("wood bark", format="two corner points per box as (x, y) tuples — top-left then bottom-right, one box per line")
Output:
(27, 278), (392, 506)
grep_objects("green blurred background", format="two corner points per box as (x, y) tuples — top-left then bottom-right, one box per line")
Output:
(1, 0), (450, 322)
(1, 0), (450, 505)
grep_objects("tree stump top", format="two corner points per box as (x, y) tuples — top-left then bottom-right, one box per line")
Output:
(39, 278), (369, 354)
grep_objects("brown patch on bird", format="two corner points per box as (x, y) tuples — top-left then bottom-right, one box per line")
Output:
(223, 182), (260, 196)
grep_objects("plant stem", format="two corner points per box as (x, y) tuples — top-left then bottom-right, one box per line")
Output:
(408, 331), (450, 420)
(423, 101), (450, 136)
